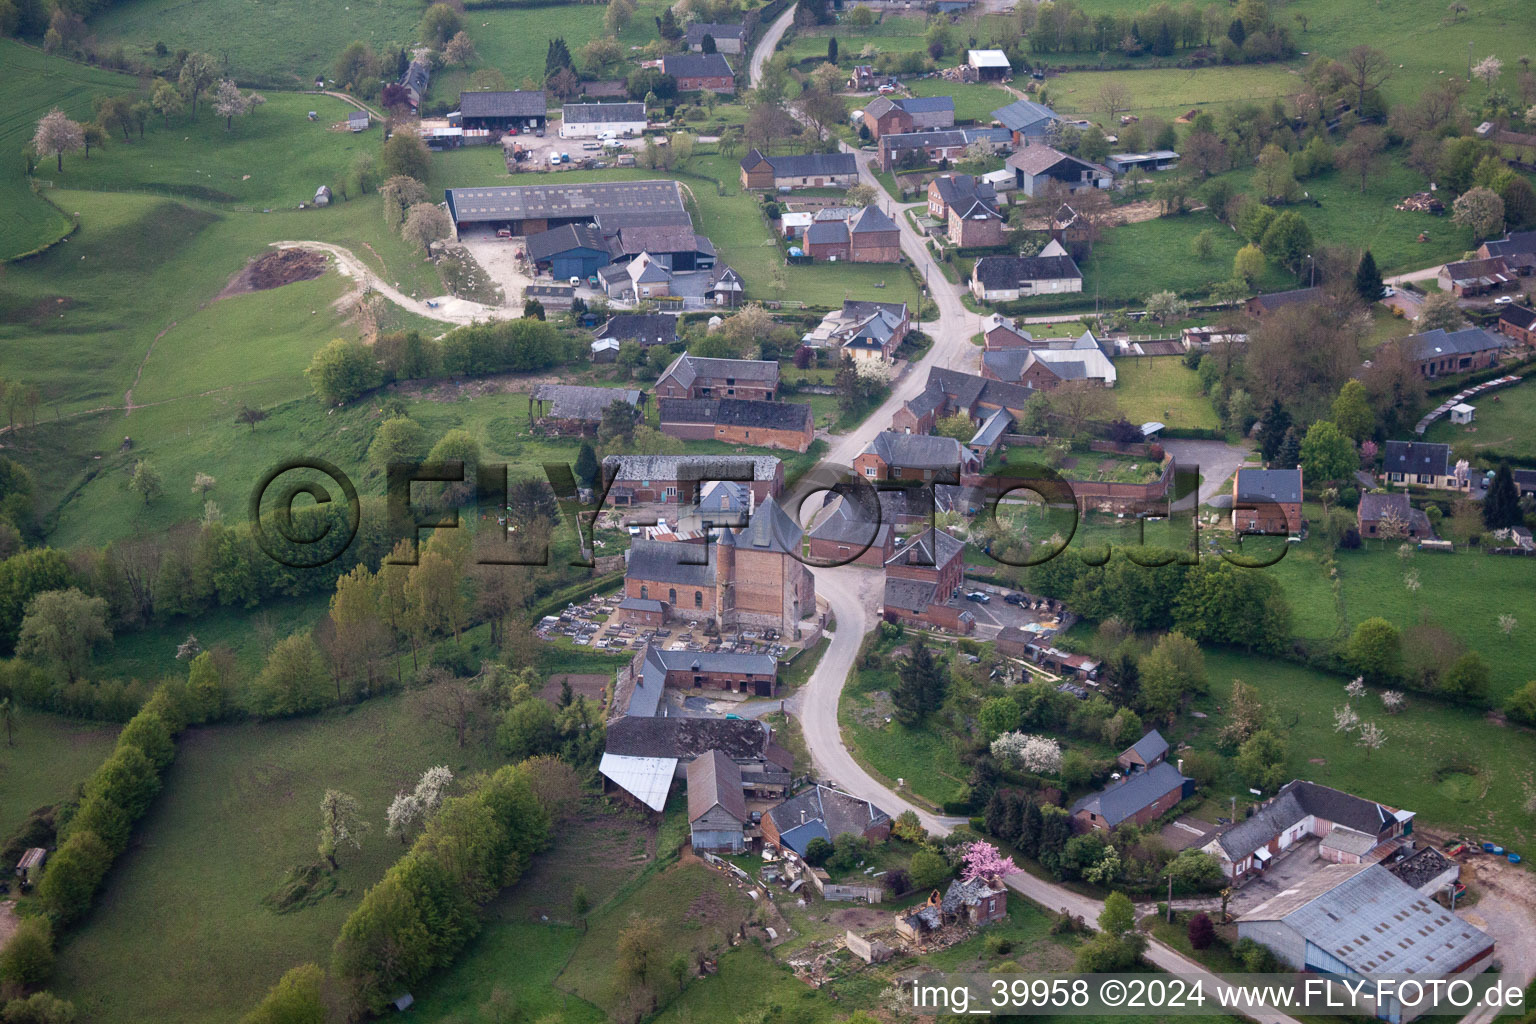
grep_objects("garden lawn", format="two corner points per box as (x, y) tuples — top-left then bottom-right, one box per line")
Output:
(1079, 211), (1293, 306)
(1111, 356), (1218, 430)
(905, 78), (1017, 124)
(0, 712), (119, 840)
(50, 681), (504, 1024)
(0, 40), (138, 259)
(1333, 547), (1536, 703)
(1199, 651), (1536, 848)
(1425, 379), (1536, 464)
(839, 642), (969, 808)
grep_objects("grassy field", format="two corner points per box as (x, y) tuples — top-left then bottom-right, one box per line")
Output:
(1048, 64), (1304, 122)
(50, 681), (504, 1024)
(1198, 651), (1536, 848)
(0, 40), (142, 259)
(1111, 356), (1219, 430)
(1080, 209), (1291, 304)
(0, 712), (120, 840)
(905, 77), (1017, 123)
(1426, 379), (1536, 463)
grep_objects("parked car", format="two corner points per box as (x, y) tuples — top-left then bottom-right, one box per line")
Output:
(965, 591), (991, 603)
(496, 228), (513, 239)
(1494, 295), (1515, 305)
(1003, 592), (1025, 605)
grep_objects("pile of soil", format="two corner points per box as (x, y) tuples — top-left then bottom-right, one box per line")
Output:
(220, 249), (328, 298)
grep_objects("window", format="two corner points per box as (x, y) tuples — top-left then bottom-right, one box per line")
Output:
(640, 585), (648, 599)
(694, 591), (703, 608)
(669, 588), (677, 604)
(864, 466), (876, 477)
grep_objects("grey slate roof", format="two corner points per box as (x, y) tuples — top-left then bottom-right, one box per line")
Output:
(445, 180), (689, 227)
(969, 406), (1014, 449)
(613, 224), (713, 257)
(1499, 305), (1536, 330)
(931, 174), (1001, 219)
(1239, 864), (1492, 976)
(532, 384), (641, 421)
(663, 53), (735, 79)
(943, 876), (1005, 912)
(730, 495), (804, 554)
(851, 205), (897, 234)
(808, 494), (893, 549)
(805, 220), (849, 245)
(887, 527), (967, 569)
(626, 537), (717, 587)
(661, 353), (780, 388)
(687, 749), (749, 824)
(973, 254), (1082, 288)
(596, 312), (678, 345)
(684, 21), (745, 44)
(767, 785), (890, 852)
(883, 576), (939, 612)
(1070, 760), (1190, 827)
(898, 96), (955, 114)
(1215, 780), (1403, 861)
(1234, 467), (1302, 504)
(459, 90), (547, 118)
(1399, 327), (1508, 362)
(525, 222), (609, 262)
(1357, 491), (1413, 526)
(659, 397), (813, 433)
(1124, 729), (1169, 765)
(741, 149), (857, 178)
(1382, 440), (1451, 478)
(563, 101), (646, 124)
(991, 98), (1059, 133)
(603, 453), (781, 484)
(925, 366), (1036, 415)
(607, 715), (780, 762)
(866, 431), (968, 472)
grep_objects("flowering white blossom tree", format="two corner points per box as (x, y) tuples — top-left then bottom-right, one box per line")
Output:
(386, 791), (421, 843)
(414, 765), (453, 812)
(1357, 721), (1386, 754)
(961, 840), (1018, 882)
(1381, 690), (1405, 714)
(1345, 677), (1367, 699)
(990, 731), (1063, 774)
(1333, 704), (1360, 733)
(1499, 614), (1518, 637)
(318, 789), (368, 868)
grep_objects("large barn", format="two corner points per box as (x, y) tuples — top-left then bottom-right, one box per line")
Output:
(443, 180), (691, 236)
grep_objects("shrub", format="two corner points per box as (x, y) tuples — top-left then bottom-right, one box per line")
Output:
(1235, 936), (1278, 971)
(984, 933), (1015, 955)
(909, 848), (951, 890)
(802, 836), (833, 866)
(884, 868), (912, 895)
(1188, 912), (1215, 950)
(0, 916), (54, 988)
(37, 830), (113, 925)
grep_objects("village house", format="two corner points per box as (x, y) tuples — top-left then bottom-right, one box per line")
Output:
(594, 312), (678, 349)
(656, 353), (779, 400)
(982, 330), (1116, 388)
(601, 454), (783, 505)
(982, 312), (1034, 349)
(892, 367), (1035, 437)
(1357, 491), (1434, 540)
(619, 496), (815, 635)
(1395, 326), (1509, 378)
(1116, 729), (1169, 773)
(762, 785), (891, 854)
(991, 98), (1061, 142)
(1438, 256), (1516, 297)
(1004, 145), (1112, 197)
(1477, 229), (1536, 275)
(1231, 467), (1303, 536)
(1071, 760), (1193, 832)
(661, 53), (736, 93)
(1237, 864), (1492, 1021)
(806, 492), (896, 567)
(528, 384), (640, 435)
(657, 397), (815, 452)
(855, 431), (977, 481)
(1497, 304), (1536, 345)
(1245, 286), (1324, 317)
(1201, 779), (1414, 881)
(927, 174), (1006, 248)
(558, 101), (647, 138)
(876, 127), (1010, 172)
(687, 750), (751, 853)
(970, 251), (1083, 301)
(803, 299), (911, 363)
(804, 205), (902, 263)
(895, 877), (1008, 940)
(600, 715), (791, 810)
(610, 646), (780, 718)
(684, 21), (745, 54)
(738, 149), (858, 189)
(861, 95), (956, 139)
(1380, 440), (1466, 490)
(882, 527), (974, 633)
(458, 90), (548, 135)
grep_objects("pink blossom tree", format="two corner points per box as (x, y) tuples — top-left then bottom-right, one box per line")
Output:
(961, 840), (1017, 882)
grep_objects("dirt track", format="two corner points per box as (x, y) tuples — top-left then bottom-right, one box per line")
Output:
(268, 240), (513, 325)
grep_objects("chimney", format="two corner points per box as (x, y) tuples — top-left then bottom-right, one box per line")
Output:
(1178, 758), (1184, 773)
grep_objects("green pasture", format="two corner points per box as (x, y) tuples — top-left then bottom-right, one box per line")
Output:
(50, 681), (504, 1024)
(1199, 651), (1536, 848)
(1426, 379), (1536, 464)
(905, 77), (1017, 123)
(1047, 64), (1304, 123)
(1111, 356), (1219, 430)
(0, 712), (120, 840)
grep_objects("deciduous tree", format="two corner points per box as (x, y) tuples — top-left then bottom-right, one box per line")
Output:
(318, 789), (368, 869)
(32, 109), (83, 172)
(17, 587), (109, 683)
(178, 52), (219, 116)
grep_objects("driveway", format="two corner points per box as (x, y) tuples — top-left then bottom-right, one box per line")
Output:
(1160, 438), (1252, 510)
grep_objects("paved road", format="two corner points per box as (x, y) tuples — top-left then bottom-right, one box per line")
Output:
(1159, 438), (1251, 511)
(750, 3), (797, 87)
